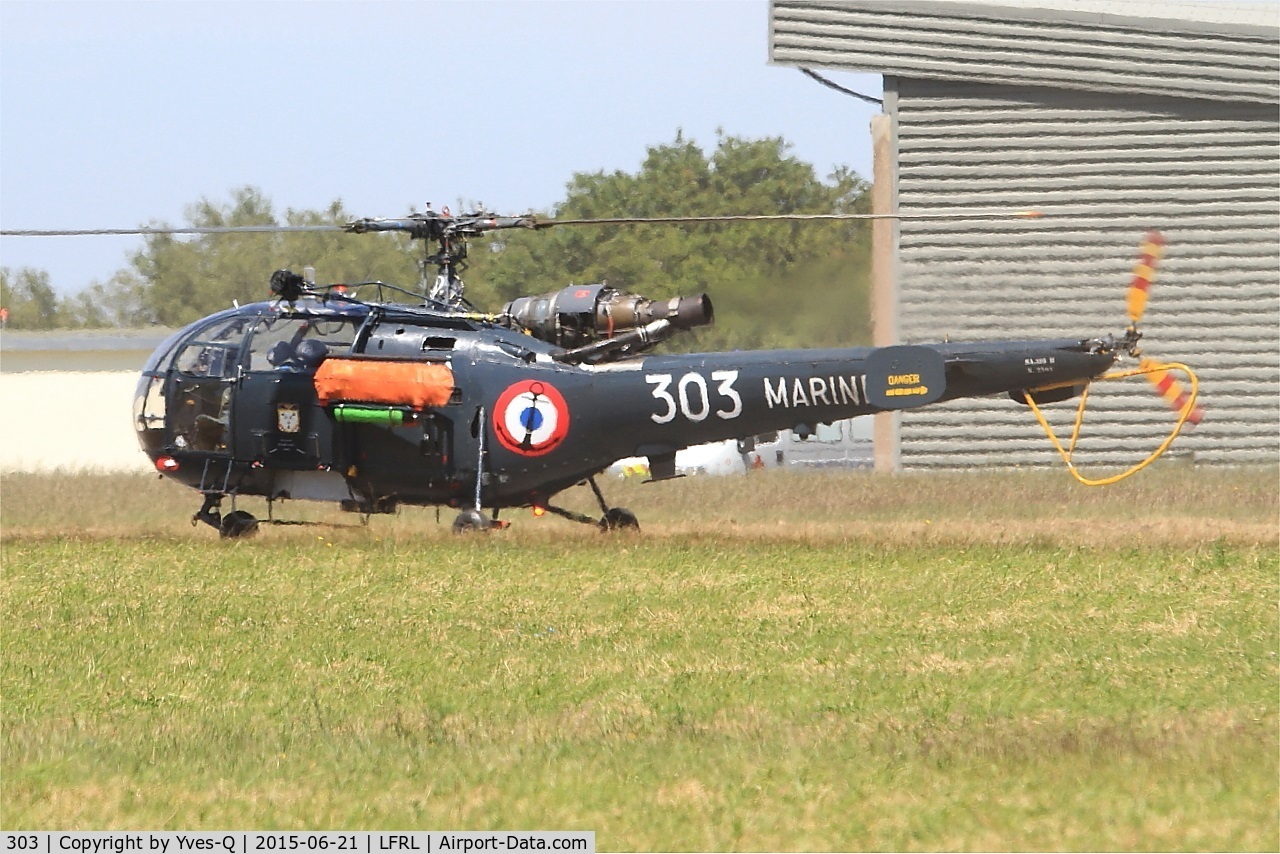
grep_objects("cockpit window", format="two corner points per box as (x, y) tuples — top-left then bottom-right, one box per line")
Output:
(141, 328), (189, 375)
(247, 315), (357, 372)
(173, 316), (254, 378)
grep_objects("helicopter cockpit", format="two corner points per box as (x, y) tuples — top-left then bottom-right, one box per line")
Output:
(133, 300), (369, 462)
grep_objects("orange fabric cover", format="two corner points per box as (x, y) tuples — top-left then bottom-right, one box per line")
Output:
(314, 359), (455, 409)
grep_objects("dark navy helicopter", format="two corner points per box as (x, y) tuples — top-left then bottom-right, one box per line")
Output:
(13, 208), (1201, 536)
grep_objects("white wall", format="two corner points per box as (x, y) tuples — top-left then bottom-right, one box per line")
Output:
(0, 372), (152, 472)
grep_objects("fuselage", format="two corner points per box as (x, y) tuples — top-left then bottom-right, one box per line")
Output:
(135, 298), (1117, 511)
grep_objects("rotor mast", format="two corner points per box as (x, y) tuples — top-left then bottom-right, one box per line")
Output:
(344, 206), (538, 307)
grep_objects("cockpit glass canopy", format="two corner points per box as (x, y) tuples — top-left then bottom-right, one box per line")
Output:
(247, 315), (359, 372)
(174, 315), (256, 379)
(145, 300), (369, 376)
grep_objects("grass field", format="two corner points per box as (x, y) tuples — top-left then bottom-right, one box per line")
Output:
(2, 467), (1277, 849)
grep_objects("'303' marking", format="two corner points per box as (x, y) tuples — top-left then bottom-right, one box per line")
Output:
(646, 371), (742, 423)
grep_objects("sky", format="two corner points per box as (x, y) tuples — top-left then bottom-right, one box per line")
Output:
(0, 0), (883, 295)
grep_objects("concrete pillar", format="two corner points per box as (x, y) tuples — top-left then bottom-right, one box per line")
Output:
(870, 103), (900, 473)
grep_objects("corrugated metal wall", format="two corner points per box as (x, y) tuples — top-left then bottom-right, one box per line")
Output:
(770, 0), (1280, 469)
(893, 79), (1279, 468)
(771, 1), (1280, 103)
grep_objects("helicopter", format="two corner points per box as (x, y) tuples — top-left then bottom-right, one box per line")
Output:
(6, 207), (1203, 536)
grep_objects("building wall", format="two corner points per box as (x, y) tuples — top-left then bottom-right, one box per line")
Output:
(770, 0), (1280, 468)
(771, 0), (1280, 102)
(892, 78), (1279, 467)
(0, 335), (162, 472)
(0, 371), (148, 472)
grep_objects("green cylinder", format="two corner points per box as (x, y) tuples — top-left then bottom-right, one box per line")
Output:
(332, 406), (405, 427)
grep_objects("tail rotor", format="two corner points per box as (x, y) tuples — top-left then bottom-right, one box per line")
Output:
(1026, 230), (1203, 486)
(1125, 230), (1164, 330)
(1122, 230), (1205, 427)
(1141, 358), (1205, 427)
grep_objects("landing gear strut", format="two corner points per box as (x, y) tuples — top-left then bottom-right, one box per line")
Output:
(588, 477), (639, 531)
(452, 508), (492, 533)
(191, 494), (259, 539)
(220, 510), (260, 539)
(599, 507), (640, 531)
(540, 477), (639, 532)
(451, 405), (507, 534)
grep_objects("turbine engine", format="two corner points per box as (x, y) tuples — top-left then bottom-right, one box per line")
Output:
(502, 283), (713, 349)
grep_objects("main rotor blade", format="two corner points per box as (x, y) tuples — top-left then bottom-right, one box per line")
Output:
(532, 210), (1045, 228)
(1, 209), (1048, 238)
(0, 225), (346, 237)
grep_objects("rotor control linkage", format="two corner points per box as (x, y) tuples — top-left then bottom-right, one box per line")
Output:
(1087, 326), (1143, 358)
(343, 211), (537, 240)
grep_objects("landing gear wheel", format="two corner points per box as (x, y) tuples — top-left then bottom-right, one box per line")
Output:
(452, 509), (492, 534)
(599, 507), (640, 532)
(219, 510), (259, 539)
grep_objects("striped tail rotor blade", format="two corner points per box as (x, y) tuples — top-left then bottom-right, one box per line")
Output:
(1141, 358), (1204, 427)
(1126, 230), (1166, 325)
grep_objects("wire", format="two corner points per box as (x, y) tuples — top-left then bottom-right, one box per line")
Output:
(799, 68), (883, 106)
(1024, 361), (1200, 487)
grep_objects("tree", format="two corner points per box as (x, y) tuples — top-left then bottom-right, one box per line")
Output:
(464, 131), (872, 348)
(133, 187), (419, 326)
(59, 270), (154, 328)
(0, 267), (62, 329)
(29, 132), (872, 345)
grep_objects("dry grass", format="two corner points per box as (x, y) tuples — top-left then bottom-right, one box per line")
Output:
(2, 464), (1274, 547)
(1, 466), (1276, 848)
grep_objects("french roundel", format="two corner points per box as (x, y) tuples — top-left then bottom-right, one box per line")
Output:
(493, 380), (570, 456)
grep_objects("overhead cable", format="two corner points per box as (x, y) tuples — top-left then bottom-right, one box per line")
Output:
(799, 67), (883, 106)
